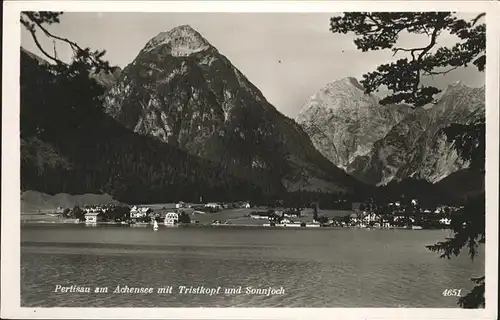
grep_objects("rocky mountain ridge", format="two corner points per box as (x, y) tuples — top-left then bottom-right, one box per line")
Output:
(141, 25), (211, 56)
(91, 67), (122, 89)
(103, 25), (365, 194)
(296, 77), (411, 170)
(356, 82), (484, 185)
(297, 77), (484, 186)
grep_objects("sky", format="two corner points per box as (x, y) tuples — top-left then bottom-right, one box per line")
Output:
(21, 12), (485, 118)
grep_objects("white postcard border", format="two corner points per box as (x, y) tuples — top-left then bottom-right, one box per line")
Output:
(2, 1), (499, 319)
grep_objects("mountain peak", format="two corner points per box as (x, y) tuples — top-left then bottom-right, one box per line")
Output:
(323, 77), (366, 92)
(142, 25), (211, 56)
(168, 24), (203, 38)
(441, 81), (472, 96)
(296, 76), (376, 117)
(172, 24), (196, 32)
(448, 80), (466, 88)
(342, 77), (365, 90)
(296, 75), (411, 169)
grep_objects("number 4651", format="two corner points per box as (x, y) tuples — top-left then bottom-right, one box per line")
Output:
(442, 289), (462, 297)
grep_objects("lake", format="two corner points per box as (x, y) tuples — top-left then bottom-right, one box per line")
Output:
(21, 224), (484, 307)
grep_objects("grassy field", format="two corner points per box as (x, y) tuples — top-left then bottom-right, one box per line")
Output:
(20, 213), (79, 224)
(193, 208), (255, 224)
(20, 213), (59, 222)
(20, 198), (353, 226)
(188, 207), (353, 225)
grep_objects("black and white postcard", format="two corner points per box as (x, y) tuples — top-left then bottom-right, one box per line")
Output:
(2, 1), (499, 319)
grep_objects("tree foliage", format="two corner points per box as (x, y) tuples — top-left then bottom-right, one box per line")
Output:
(70, 205), (85, 221)
(426, 193), (485, 261)
(20, 12), (112, 139)
(178, 212), (191, 224)
(330, 12), (486, 308)
(21, 12), (111, 74)
(441, 117), (485, 172)
(330, 12), (485, 107)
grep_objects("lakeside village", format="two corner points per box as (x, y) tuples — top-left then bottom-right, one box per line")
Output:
(42, 197), (461, 230)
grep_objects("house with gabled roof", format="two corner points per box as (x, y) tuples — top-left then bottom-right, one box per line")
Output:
(84, 211), (103, 223)
(130, 206), (152, 221)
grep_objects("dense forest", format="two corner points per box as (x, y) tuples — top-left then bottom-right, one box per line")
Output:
(20, 49), (269, 204)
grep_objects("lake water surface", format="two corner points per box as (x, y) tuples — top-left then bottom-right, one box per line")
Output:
(21, 224), (484, 307)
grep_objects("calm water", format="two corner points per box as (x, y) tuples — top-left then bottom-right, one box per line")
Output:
(21, 224), (484, 307)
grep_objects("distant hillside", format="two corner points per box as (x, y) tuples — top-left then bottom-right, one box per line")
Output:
(373, 178), (448, 207)
(21, 47), (49, 66)
(435, 169), (485, 204)
(21, 190), (122, 213)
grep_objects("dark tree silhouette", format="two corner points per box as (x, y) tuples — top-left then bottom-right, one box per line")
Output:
(330, 12), (485, 107)
(330, 12), (485, 308)
(70, 205), (85, 221)
(178, 212), (192, 224)
(21, 12), (112, 73)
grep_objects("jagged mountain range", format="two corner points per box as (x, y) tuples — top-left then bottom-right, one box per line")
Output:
(296, 78), (485, 186)
(296, 77), (412, 170)
(102, 25), (363, 194)
(21, 24), (483, 202)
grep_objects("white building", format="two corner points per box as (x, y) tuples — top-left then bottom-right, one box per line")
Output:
(381, 219), (391, 228)
(84, 206), (107, 214)
(84, 212), (102, 223)
(394, 215), (415, 223)
(434, 206), (450, 214)
(175, 202), (185, 209)
(439, 217), (452, 225)
(205, 203), (222, 211)
(130, 206), (151, 219)
(349, 213), (359, 224)
(164, 212), (179, 225)
(250, 214), (271, 220)
(362, 213), (379, 224)
(283, 212), (299, 218)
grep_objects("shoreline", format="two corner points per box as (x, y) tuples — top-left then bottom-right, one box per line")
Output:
(20, 220), (449, 231)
